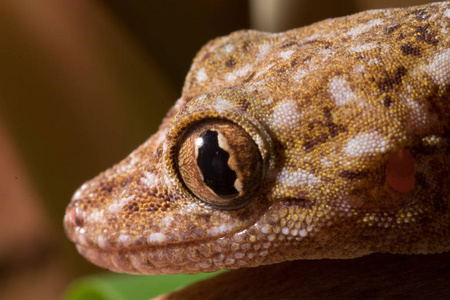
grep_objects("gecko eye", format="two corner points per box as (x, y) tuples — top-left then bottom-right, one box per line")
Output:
(177, 119), (263, 210)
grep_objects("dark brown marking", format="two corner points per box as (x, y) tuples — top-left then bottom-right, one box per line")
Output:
(339, 170), (370, 180)
(133, 236), (146, 245)
(290, 57), (299, 68)
(302, 108), (347, 151)
(300, 40), (333, 49)
(242, 40), (251, 52)
(393, 66), (407, 83)
(243, 71), (255, 83)
(226, 57), (236, 68)
(302, 133), (328, 152)
(415, 24), (439, 45)
(397, 32), (406, 41)
(386, 24), (401, 34)
(198, 214), (211, 222)
(281, 41), (298, 49)
(382, 95), (394, 107)
(120, 177), (132, 187)
(277, 66), (287, 73)
(191, 229), (206, 238)
(100, 180), (115, 195)
(409, 8), (430, 21)
(377, 66), (407, 92)
(323, 107), (347, 138)
(400, 43), (421, 56)
(237, 98), (251, 111)
(201, 52), (210, 62)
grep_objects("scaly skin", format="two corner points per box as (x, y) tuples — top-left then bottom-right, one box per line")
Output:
(64, 2), (450, 274)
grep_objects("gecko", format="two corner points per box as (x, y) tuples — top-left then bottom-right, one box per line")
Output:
(64, 1), (450, 276)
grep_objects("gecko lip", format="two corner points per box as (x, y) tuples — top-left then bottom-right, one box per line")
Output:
(74, 240), (259, 274)
(65, 211), (268, 274)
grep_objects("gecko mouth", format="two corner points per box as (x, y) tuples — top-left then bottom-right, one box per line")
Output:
(64, 200), (279, 274)
(65, 198), (362, 275)
(74, 238), (261, 275)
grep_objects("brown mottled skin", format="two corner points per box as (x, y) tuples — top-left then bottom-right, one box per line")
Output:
(64, 1), (449, 276)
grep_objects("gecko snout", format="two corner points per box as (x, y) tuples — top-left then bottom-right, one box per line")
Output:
(66, 204), (85, 228)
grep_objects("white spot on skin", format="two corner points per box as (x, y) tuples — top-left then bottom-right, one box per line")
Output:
(279, 50), (294, 60)
(97, 234), (111, 249)
(320, 157), (332, 167)
(257, 44), (271, 60)
(277, 168), (320, 186)
(270, 100), (301, 132)
(353, 65), (365, 74)
(108, 195), (135, 214)
(197, 95), (206, 102)
(117, 233), (130, 245)
(140, 172), (158, 188)
(293, 62), (318, 82)
(196, 68), (208, 82)
(344, 133), (388, 157)
(147, 232), (166, 243)
(86, 209), (104, 223)
(207, 223), (232, 235)
(293, 69), (308, 81)
(225, 64), (253, 82)
(345, 19), (384, 37)
(129, 153), (140, 167)
(80, 183), (89, 191)
(318, 48), (334, 61)
(213, 96), (234, 113)
(77, 232), (87, 245)
(159, 215), (174, 229)
(261, 225), (270, 234)
(420, 49), (450, 84)
(367, 58), (381, 65)
(349, 42), (378, 53)
(329, 76), (358, 106)
(73, 189), (82, 200)
(223, 44), (234, 53)
(445, 8), (450, 19)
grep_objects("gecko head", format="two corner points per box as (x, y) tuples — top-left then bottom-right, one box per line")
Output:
(65, 1), (450, 274)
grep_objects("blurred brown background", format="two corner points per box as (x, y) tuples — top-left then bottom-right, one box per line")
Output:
(0, 0), (442, 299)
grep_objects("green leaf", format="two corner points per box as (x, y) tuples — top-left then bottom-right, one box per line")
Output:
(64, 271), (223, 300)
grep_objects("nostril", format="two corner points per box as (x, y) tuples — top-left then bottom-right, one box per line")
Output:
(386, 149), (415, 193)
(68, 206), (84, 227)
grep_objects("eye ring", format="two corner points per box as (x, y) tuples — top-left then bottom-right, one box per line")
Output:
(176, 119), (263, 210)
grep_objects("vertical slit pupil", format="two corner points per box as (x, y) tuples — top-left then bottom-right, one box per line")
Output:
(197, 130), (239, 197)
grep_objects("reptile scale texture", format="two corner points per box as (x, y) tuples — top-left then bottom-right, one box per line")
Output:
(64, 1), (450, 275)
